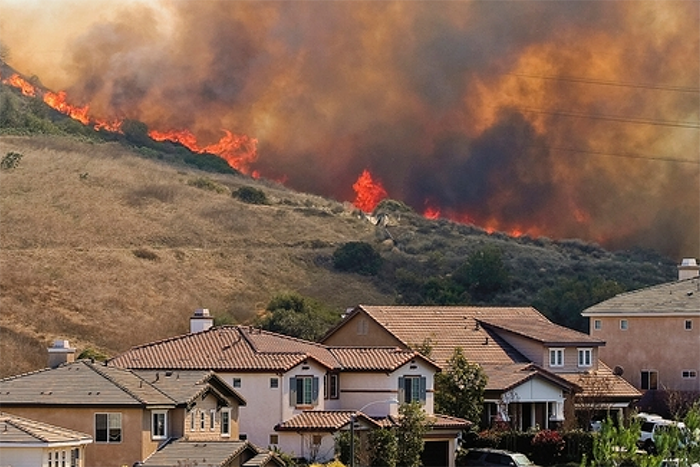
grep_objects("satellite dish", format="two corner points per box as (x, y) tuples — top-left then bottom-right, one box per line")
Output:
(613, 365), (624, 376)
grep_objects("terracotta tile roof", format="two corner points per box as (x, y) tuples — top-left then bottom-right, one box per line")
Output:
(243, 452), (286, 467)
(583, 277), (700, 315)
(328, 347), (439, 371)
(375, 414), (470, 430)
(0, 360), (175, 407)
(141, 439), (256, 466)
(275, 410), (381, 432)
(343, 306), (539, 367)
(131, 370), (246, 406)
(480, 363), (579, 392)
(110, 326), (435, 373)
(0, 412), (92, 445)
(559, 362), (641, 400)
(478, 312), (604, 346)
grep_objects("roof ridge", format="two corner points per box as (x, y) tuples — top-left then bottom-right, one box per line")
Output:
(0, 362), (58, 382)
(85, 361), (175, 405)
(243, 325), (332, 350)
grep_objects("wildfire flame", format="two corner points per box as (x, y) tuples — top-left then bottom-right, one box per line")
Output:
(352, 169), (388, 212)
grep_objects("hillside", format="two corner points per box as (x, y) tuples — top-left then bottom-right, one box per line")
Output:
(0, 92), (677, 377)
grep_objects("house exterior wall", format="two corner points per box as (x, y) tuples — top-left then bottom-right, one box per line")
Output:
(590, 315), (700, 391)
(183, 394), (241, 442)
(0, 447), (43, 467)
(278, 431), (336, 464)
(1, 406), (146, 467)
(323, 312), (406, 348)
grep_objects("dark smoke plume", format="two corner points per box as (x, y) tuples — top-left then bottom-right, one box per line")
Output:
(1, 0), (697, 258)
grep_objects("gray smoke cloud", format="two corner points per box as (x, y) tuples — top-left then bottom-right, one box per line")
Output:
(1, 0), (697, 258)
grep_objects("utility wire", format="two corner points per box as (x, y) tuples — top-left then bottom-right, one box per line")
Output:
(508, 72), (700, 94)
(509, 106), (700, 129)
(535, 145), (700, 165)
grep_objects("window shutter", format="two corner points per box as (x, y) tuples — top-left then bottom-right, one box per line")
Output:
(419, 376), (427, 403)
(312, 377), (320, 405)
(398, 376), (405, 404)
(290, 377), (297, 406)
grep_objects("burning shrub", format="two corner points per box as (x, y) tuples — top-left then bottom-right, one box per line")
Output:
(1, 151), (22, 170)
(333, 241), (382, 276)
(234, 186), (269, 204)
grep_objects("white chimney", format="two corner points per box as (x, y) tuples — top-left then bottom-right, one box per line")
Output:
(48, 340), (76, 368)
(190, 308), (214, 333)
(678, 258), (700, 280)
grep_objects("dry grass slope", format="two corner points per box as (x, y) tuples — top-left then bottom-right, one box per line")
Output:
(0, 135), (393, 377)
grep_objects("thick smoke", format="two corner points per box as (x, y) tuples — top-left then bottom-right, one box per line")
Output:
(1, 0), (697, 258)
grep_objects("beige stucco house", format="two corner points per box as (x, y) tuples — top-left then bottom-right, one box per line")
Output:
(0, 357), (269, 467)
(322, 305), (641, 429)
(582, 258), (700, 396)
(0, 412), (92, 467)
(109, 317), (469, 466)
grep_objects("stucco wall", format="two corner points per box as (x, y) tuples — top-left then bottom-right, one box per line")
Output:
(0, 447), (43, 467)
(591, 315), (700, 391)
(0, 406), (145, 467)
(323, 312), (405, 348)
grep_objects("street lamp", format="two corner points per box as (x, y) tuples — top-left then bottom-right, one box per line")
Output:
(349, 398), (399, 467)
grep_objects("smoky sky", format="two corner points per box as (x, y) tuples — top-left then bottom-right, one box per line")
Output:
(1, 0), (698, 258)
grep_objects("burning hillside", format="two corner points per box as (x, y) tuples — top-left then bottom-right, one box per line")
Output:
(1, 1), (698, 258)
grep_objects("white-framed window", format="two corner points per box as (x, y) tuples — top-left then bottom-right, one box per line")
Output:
(61, 450), (66, 467)
(577, 348), (592, 367)
(221, 408), (231, 437)
(549, 348), (564, 367)
(290, 376), (319, 407)
(682, 370), (697, 379)
(95, 413), (121, 443)
(398, 375), (427, 404)
(200, 410), (206, 430)
(685, 320), (693, 330)
(151, 410), (167, 440)
(269, 434), (279, 445)
(620, 319), (628, 330)
(210, 409), (216, 430)
(190, 410), (196, 431)
(232, 377), (242, 388)
(593, 320), (601, 330)
(270, 377), (279, 389)
(641, 370), (658, 390)
(70, 448), (79, 467)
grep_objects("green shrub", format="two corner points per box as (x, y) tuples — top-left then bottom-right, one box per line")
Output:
(1, 151), (23, 170)
(531, 429), (564, 466)
(187, 177), (227, 194)
(234, 186), (269, 204)
(332, 242), (383, 276)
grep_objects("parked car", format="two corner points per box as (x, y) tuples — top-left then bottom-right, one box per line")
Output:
(462, 448), (539, 467)
(638, 418), (686, 454)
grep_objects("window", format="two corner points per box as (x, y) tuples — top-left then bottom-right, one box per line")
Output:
(232, 377), (242, 388)
(239, 433), (248, 440)
(549, 348), (564, 367)
(190, 410), (195, 431)
(312, 434), (323, 445)
(200, 410), (206, 430)
(620, 319), (628, 330)
(593, 320), (601, 330)
(398, 375), (427, 404)
(48, 452), (53, 467)
(329, 374), (339, 399)
(685, 320), (693, 330)
(269, 434), (279, 445)
(210, 410), (216, 430)
(682, 370), (697, 379)
(290, 376), (319, 407)
(577, 348), (592, 367)
(70, 448), (79, 467)
(221, 409), (231, 437)
(151, 410), (167, 439)
(641, 370), (658, 390)
(357, 318), (368, 335)
(95, 413), (121, 443)
(61, 450), (66, 467)
(270, 377), (279, 389)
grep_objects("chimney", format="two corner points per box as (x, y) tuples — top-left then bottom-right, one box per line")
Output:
(190, 308), (214, 333)
(678, 258), (700, 280)
(48, 340), (76, 368)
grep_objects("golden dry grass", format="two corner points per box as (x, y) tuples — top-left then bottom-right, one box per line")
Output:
(0, 135), (393, 377)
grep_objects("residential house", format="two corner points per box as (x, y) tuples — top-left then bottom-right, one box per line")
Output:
(582, 258), (700, 396)
(140, 439), (284, 467)
(0, 412), (92, 467)
(109, 317), (469, 466)
(0, 354), (256, 467)
(321, 305), (641, 429)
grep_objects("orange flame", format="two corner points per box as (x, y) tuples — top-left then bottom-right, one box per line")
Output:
(352, 169), (388, 212)
(3, 74), (36, 96)
(148, 128), (258, 174)
(42, 90), (90, 125)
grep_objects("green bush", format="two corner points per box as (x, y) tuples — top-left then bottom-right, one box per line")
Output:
(332, 242), (383, 276)
(234, 186), (269, 204)
(188, 177), (227, 194)
(1, 151), (23, 170)
(531, 429), (564, 466)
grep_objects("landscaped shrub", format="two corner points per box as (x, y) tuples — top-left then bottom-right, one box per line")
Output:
(561, 430), (594, 464)
(234, 186), (269, 204)
(332, 241), (382, 276)
(531, 429), (564, 466)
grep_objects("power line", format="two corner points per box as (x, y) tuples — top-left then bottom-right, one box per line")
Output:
(508, 72), (700, 94)
(534, 145), (700, 165)
(509, 106), (700, 129)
